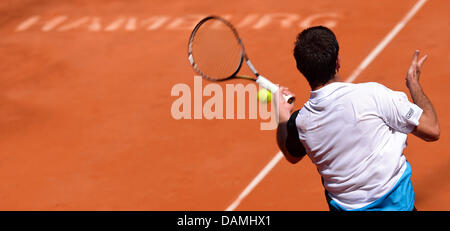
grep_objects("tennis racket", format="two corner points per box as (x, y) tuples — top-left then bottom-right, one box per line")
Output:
(187, 16), (295, 104)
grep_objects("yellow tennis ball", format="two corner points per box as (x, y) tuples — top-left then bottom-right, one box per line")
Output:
(257, 88), (271, 103)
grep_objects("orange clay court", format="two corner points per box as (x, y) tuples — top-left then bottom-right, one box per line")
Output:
(0, 0), (449, 210)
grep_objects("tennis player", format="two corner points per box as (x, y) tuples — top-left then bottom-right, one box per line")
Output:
(276, 26), (440, 211)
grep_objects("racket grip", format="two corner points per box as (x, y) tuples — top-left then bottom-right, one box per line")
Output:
(256, 76), (278, 93)
(283, 94), (295, 104)
(256, 76), (295, 104)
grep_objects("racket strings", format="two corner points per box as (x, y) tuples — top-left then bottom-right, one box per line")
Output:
(190, 19), (243, 80)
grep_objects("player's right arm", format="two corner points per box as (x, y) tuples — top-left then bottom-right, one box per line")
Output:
(276, 87), (306, 164)
(406, 50), (440, 142)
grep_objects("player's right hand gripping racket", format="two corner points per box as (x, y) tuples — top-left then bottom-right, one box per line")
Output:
(187, 16), (295, 104)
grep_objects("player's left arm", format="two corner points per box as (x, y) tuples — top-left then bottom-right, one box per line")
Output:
(406, 50), (440, 142)
(276, 87), (306, 164)
(378, 51), (440, 141)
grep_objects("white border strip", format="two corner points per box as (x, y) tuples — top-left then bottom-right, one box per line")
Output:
(225, 0), (428, 211)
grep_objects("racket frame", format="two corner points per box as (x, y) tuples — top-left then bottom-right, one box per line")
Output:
(188, 16), (245, 82)
(188, 15), (295, 104)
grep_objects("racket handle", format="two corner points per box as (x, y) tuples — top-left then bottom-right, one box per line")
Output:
(256, 76), (295, 104)
(256, 76), (278, 93)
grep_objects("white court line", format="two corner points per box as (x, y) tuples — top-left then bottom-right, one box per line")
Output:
(225, 0), (428, 211)
(346, 0), (428, 83)
(226, 151), (284, 211)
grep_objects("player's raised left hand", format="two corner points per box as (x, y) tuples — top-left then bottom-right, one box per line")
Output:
(406, 50), (428, 89)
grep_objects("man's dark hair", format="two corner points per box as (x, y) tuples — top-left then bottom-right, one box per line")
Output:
(293, 26), (339, 89)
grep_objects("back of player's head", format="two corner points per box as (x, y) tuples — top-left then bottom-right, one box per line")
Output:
(293, 26), (339, 89)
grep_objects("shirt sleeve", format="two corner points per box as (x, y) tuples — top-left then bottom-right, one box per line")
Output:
(286, 110), (307, 158)
(373, 83), (423, 134)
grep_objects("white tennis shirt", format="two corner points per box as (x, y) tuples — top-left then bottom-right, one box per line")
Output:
(293, 82), (423, 210)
